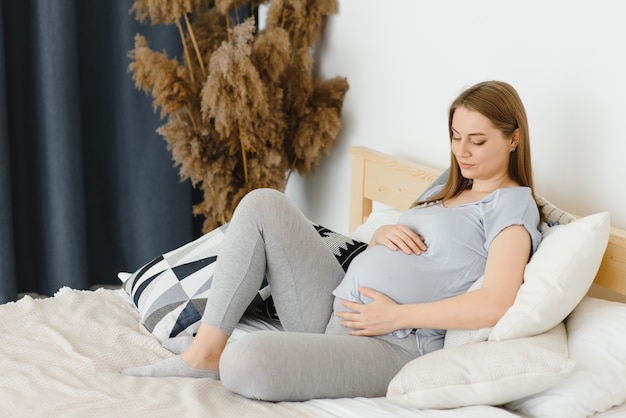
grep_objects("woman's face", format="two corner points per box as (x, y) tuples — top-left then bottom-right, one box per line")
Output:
(450, 106), (517, 182)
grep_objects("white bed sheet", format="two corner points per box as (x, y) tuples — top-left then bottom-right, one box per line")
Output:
(0, 287), (519, 417)
(298, 397), (519, 417)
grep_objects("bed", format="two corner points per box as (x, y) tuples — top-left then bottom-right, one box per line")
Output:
(1, 146), (625, 417)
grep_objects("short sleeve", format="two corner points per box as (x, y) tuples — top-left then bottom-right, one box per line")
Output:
(480, 188), (542, 255)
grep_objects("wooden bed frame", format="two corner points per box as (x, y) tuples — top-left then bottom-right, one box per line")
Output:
(349, 146), (626, 301)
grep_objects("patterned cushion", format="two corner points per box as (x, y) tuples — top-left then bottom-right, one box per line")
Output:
(536, 195), (577, 227)
(122, 223), (366, 342)
(312, 224), (368, 271)
(122, 225), (228, 342)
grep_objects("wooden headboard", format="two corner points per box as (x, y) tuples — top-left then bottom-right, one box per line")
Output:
(349, 146), (626, 301)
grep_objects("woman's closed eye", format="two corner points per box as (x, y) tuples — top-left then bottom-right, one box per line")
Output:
(452, 136), (486, 146)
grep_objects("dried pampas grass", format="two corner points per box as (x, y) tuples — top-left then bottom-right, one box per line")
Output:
(129, 0), (348, 232)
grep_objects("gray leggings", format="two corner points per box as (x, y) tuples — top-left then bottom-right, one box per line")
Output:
(202, 189), (420, 401)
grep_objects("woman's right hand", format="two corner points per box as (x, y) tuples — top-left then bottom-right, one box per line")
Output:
(369, 224), (427, 255)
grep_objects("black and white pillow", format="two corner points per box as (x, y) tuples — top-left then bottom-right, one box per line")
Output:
(121, 224), (228, 342)
(122, 223), (367, 342)
(312, 224), (368, 271)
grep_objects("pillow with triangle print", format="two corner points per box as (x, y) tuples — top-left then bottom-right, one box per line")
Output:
(120, 222), (368, 343)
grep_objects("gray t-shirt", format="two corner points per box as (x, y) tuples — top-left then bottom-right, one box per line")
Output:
(332, 186), (542, 348)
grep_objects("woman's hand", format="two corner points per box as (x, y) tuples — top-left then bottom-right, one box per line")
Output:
(337, 287), (401, 336)
(370, 224), (426, 255)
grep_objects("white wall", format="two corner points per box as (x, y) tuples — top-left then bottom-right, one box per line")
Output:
(284, 0), (626, 233)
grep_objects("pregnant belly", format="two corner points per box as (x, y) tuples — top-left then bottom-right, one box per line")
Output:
(338, 246), (444, 305)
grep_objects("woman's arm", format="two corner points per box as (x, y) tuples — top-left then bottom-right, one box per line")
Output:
(338, 224), (531, 335)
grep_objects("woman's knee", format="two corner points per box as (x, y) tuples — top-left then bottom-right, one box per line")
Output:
(220, 331), (287, 401)
(233, 188), (297, 229)
(238, 188), (286, 210)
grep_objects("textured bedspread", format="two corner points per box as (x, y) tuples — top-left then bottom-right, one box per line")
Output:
(0, 288), (313, 417)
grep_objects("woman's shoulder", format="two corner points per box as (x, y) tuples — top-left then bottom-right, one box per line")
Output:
(488, 186), (534, 202)
(482, 186), (539, 218)
(482, 187), (542, 252)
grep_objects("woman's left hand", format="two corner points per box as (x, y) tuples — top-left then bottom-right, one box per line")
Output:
(337, 287), (400, 336)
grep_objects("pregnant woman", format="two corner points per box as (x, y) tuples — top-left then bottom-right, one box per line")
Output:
(124, 80), (542, 402)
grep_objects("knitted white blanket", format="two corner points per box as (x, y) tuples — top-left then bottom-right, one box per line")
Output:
(0, 288), (312, 418)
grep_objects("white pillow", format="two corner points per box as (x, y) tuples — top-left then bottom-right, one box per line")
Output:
(387, 323), (574, 409)
(506, 297), (626, 417)
(489, 212), (610, 341)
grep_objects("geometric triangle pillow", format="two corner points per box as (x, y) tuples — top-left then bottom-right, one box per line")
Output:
(122, 224), (227, 342)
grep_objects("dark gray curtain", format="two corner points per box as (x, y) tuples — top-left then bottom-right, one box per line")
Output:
(0, 0), (199, 303)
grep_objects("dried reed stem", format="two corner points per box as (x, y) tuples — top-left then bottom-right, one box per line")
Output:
(186, 106), (197, 129)
(176, 109), (197, 130)
(283, 160), (296, 192)
(176, 18), (195, 83)
(281, 4), (286, 28)
(226, 13), (232, 43)
(183, 13), (206, 78)
(240, 138), (249, 184)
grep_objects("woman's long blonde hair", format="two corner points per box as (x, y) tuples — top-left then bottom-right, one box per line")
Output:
(415, 81), (538, 210)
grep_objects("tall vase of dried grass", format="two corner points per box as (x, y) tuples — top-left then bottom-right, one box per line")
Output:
(128, 0), (349, 232)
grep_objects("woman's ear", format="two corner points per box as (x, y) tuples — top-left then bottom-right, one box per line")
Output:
(510, 129), (520, 150)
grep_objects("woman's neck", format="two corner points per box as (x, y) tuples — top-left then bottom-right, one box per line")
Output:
(470, 175), (518, 194)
